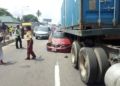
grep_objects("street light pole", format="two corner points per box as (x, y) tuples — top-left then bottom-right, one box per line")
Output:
(22, 6), (29, 22)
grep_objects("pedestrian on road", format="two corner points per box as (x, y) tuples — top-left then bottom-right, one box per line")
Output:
(1, 23), (8, 43)
(9, 26), (13, 36)
(25, 26), (36, 60)
(0, 29), (6, 65)
(15, 25), (23, 49)
(20, 25), (24, 39)
(52, 27), (55, 35)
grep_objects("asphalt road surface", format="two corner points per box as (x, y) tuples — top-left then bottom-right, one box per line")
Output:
(0, 38), (105, 86)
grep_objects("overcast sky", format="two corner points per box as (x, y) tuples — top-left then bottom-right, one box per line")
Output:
(0, 0), (63, 24)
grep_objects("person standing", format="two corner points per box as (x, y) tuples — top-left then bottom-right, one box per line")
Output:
(9, 26), (13, 36)
(0, 28), (6, 65)
(25, 26), (36, 60)
(15, 25), (23, 49)
(1, 23), (8, 43)
(21, 25), (24, 39)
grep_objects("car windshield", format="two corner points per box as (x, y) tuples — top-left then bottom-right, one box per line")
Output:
(53, 33), (67, 38)
(34, 26), (39, 31)
(55, 28), (60, 31)
(37, 27), (49, 31)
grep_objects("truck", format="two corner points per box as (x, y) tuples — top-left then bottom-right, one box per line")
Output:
(61, 0), (120, 86)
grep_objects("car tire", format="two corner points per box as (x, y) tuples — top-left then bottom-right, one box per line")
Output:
(78, 47), (98, 84)
(71, 41), (80, 68)
(94, 47), (109, 84)
(105, 63), (120, 86)
(36, 37), (38, 40)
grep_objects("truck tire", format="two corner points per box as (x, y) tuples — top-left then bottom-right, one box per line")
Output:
(116, 77), (120, 86)
(105, 63), (120, 86)
(94, 48), (109, 83)
(80, 42), (89, 47)
(78, 47), (98, 84)
(71, 41), (80, 68)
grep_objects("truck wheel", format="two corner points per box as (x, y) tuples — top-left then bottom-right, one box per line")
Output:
(71, 41), (80, 68)
(105, 63), (120, 86)
(116, 76), (120, 86)
(78, 47), (98, 84)
(80, 42), (89, 47)
(94, 48), (109, 83)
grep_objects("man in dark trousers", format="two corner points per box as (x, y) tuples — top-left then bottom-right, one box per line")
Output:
(21, 25), (24, 39)
(15, 25), (23, 49)
(1, 23), (8, 43)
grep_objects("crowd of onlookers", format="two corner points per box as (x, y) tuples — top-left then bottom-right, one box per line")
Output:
(0, 23), (36, 65)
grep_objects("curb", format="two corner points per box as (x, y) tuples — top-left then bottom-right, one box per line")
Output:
(2, 39), (15, 47)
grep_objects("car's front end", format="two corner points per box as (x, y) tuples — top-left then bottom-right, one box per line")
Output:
(35, 32), (49, 39)
(35, 26), (51, 39)
(47, 43), (71, 53)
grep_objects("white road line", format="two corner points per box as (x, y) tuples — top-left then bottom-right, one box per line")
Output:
(55, 62), (60, 86)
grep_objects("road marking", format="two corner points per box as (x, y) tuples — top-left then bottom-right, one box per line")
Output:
(55, 62), (60, 86)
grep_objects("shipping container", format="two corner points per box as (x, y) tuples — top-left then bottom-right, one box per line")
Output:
(61, 0), (120, 36)
(61, 0), (65, 28)
(61, 1), (120, 85)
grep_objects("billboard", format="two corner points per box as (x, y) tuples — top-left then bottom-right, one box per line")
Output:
(43, 19), (52, 22)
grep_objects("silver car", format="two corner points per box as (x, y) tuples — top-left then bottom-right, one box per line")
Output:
(33, 26), (39, 36)
(35, 26), (51, 39)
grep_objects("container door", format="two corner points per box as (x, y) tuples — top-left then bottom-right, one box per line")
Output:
(82, 0), (119, 27)
(98, 0), (116, 26)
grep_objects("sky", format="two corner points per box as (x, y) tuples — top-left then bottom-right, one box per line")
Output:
(0, 0), (63, 24)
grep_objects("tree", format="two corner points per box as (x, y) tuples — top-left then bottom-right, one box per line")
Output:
(0, 8), (13, 16)
(22, 14), (38, 22)
(29, 17), (38, 22)
(36, 10), (41, 21)
(17, 16), (21, 22)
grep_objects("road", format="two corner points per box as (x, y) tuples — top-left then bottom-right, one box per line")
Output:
(0, 38), (105, 86)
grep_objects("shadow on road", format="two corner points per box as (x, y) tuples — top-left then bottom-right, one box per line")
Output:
(20, 65), (31, 68)
(36, 38), (48, 40)
(5, 61), (17, 66)
(87, 85), (105, 86)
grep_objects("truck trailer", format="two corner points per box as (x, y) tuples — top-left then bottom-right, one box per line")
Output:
(61, 0), (120, 86)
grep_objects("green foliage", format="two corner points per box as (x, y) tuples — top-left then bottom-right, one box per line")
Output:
(23, 14), (38, 22)
(0, 8), (13, 16)
(17, 16), (21, 22)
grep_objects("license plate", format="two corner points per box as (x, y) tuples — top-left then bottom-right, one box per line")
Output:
(40, 35), (42, 37)
(52, 48), (56, 51)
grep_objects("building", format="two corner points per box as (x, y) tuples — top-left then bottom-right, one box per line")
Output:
(0, 16), (21, 28)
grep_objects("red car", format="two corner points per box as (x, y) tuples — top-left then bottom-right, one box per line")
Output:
(46, 32), (72, 52)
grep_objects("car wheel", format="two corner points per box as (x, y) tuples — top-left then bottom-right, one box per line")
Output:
(36, 37), (38, 39)
(78, 47), (98, 84)
(94, 47), (109, 84)
(71, 41), (80, 68)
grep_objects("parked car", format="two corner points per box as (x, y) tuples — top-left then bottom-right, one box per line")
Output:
(54, 28), (61, 32)
(35, 26), (51, 39)
(33, 26), (39, 36)
(46, 32), (72, 52)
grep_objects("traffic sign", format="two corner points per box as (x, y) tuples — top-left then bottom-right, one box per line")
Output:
(43, 19), (52, 22)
